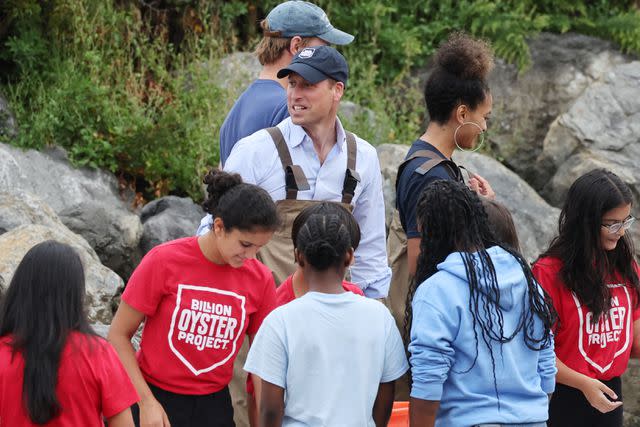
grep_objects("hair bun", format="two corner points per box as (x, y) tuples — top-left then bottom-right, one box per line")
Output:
(202, 169), (243, 215)
(435, 32), (494, 81)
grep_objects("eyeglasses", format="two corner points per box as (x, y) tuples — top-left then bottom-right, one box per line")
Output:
(601, 216), (635, 234)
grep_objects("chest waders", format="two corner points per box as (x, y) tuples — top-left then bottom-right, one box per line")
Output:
(229, 129), (359, 427)
(257, 126), (360, 286)
(387, 151), (462, 400)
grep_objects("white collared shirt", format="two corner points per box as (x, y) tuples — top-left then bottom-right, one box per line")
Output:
(197, 117), (391, 298)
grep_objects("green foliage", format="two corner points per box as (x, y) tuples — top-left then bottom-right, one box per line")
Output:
(1, 0), (639, 201)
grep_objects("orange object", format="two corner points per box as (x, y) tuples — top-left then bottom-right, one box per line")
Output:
(388, 401), (409, 427)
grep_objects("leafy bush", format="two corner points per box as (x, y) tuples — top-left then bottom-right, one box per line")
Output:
(1, 0), (639, 201)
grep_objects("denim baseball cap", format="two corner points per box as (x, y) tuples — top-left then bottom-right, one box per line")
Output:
(264, 1), (354, 45)
(277, 46), (349, 85)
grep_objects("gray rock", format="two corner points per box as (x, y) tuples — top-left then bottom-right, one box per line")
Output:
(455, 151), (559, 261)
(486, 33), (630, 190)
(140, 195), (205, 254)
(539, 62), (640, 203)
(0, 191), (64, 234)
(0, 224), (123, 324)
(624, 360), (640, 425)
(0, 93), (17, 139)
(376, 144), (559, 261)
(376, 143), (411, 230)
(0, 143), (143, 279)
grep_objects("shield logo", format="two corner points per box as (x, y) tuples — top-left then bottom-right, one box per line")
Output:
(573, 284), (631, 374)
(167, 284), (246, 376)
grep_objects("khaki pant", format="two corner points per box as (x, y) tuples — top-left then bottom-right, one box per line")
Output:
(386, 209), (413, 400)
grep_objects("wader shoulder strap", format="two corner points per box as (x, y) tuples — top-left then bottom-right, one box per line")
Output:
(342, 131), (360, 204)
(266, 127), (310, 200)
(394, 150), (462, 193)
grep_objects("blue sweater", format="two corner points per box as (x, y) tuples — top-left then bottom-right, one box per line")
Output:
(409, 246), (556, 425)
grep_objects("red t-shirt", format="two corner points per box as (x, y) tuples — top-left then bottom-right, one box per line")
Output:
(0, 332), (138, 426)
(533, 256), (640, 380)
(122, 237), (276, 395)
(276, 275), (364, 307)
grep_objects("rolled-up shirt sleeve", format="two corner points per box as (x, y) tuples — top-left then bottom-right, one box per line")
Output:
(350, 150), (392, 298)
(408, 296), (456, 401)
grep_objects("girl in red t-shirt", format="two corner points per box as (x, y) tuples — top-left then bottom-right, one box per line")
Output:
(108, 170), (279, 427)
(533, 168), (640, 427)
(0, 240), (138, 426)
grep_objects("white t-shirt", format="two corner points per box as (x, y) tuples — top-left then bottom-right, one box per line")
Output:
(244, 291), (408, 427)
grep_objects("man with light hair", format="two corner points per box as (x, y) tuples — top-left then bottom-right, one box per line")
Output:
(218, 1), (354, 166)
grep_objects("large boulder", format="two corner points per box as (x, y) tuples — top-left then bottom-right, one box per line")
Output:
(455, 151), (559, 261)
(376, 144), (559, 261)
(0, 191), (64, 234)
(486, 32), (630, 190)
(0, 143), (143, 279)
(539, 61), (640, 204)
(140, 195), (205, 254)
(0, 224), (123, 324)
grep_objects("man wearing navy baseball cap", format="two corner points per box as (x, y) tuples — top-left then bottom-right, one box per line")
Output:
(215, 1), (354, 167)
(231, 45), (395, 427)
(224, 45), (391, 298)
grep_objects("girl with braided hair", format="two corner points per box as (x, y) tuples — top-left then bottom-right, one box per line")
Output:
(533, 169), (640, 427)
(406, 180), (556, 427)
(245, 212), (408, 427)
(109, 169), (279, 427)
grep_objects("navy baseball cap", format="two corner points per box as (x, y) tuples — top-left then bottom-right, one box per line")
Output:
(277, 46), (349, 85)
(264, 1), (354, 45)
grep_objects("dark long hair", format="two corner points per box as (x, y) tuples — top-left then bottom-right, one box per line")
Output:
(404, 180), (554, 400)
(0, 240), (95, 423)
(539, 169), (639, 318)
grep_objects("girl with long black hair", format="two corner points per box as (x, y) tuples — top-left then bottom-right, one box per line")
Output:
(406, 180), (556, 426)
(533, 169), (640, 427)
(0, 240), (138, 426)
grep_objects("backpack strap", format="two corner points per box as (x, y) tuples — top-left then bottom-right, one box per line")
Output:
(394, 149), (462, 193)
(341, 131), (360, 204)
(266, 127), (310, 200)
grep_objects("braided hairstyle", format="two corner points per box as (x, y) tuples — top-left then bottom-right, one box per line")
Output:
(202, 169), (279, 232)
(296, 213), (351, 271)
(291, 202), (360, 251)
(403, 180), (555, 402)
(539, 169), (639, 319)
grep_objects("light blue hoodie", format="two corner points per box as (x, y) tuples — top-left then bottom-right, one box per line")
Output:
(409, 246), (556, 426)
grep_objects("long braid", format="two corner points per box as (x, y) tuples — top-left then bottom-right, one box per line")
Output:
(404, 180), (555, 403)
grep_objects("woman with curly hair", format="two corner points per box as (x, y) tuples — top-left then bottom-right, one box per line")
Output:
(389, 32), (497, 339)
(406, 180), (556, 426)
(533, 169), (640, 427)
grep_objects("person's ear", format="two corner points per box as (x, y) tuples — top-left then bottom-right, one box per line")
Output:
(213, 217), (225, 237)
(333, 81), (344, 102)
(344, 248), (355, 267)
(289, 36), (304, 55)
(454, 104), (468, 124)
(294, 248), (305, 267)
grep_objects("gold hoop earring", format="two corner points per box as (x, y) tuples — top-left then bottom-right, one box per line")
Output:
(454, 122), (486, 153)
